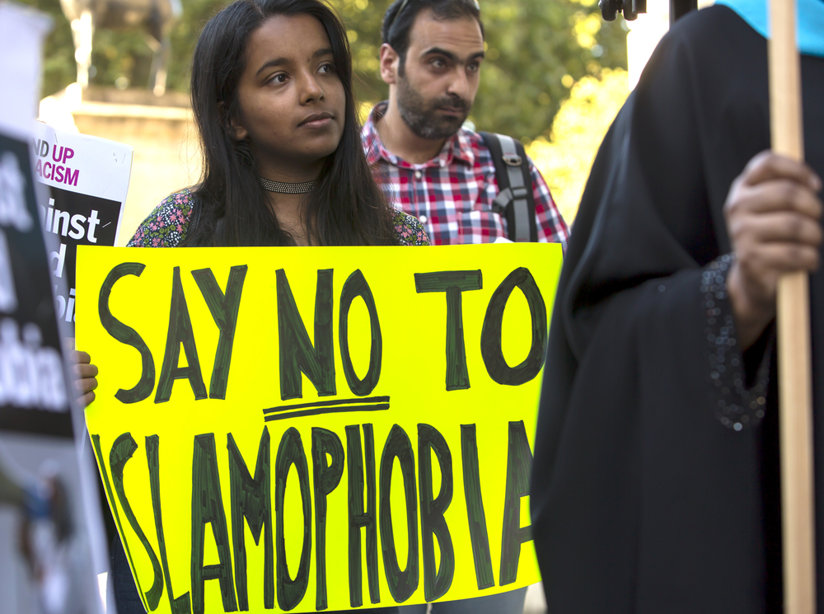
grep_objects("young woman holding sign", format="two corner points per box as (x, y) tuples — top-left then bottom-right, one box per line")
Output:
(82, 0), (428, 611)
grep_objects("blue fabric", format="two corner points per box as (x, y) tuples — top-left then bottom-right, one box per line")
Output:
(714, 0), (824, 57)
(22, 484), (51, 520)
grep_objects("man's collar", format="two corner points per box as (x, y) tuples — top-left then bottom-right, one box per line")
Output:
(363, 101), (475, 168)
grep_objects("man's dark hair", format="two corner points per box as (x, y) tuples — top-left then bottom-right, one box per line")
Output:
(381, 0), (484, 65)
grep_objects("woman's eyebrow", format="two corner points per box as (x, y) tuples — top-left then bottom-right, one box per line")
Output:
(255, 47), (334, 76)
(421, 47), (485, 63)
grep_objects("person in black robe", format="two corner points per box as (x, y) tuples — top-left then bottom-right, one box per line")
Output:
(530, 1), (824, 612)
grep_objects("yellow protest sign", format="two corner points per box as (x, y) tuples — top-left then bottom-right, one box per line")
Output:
(76, 242), (562, 613)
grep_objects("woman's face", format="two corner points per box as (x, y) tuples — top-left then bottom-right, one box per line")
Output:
(231, 13), (346, 181)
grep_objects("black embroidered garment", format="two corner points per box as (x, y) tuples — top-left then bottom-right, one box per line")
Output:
(530, 6), (824, 613)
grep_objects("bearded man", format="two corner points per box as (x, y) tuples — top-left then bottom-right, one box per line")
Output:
(361, 0), (568, 247)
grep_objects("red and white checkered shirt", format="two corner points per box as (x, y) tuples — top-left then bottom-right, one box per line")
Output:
(362, 102), (569, 247)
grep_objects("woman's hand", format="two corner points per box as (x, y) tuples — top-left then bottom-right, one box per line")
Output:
(72, 349), (98, 408)
(724, 150), (823, 349)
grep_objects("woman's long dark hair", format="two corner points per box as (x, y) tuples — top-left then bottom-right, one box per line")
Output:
(184, 0), (397, 246)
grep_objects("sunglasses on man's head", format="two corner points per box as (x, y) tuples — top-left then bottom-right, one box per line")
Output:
(384, 0), (481, 35)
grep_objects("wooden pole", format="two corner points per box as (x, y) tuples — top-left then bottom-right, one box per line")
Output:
(769, 0), (817, 611)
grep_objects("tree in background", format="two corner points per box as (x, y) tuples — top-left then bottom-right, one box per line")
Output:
(25, 0), (626, 144)
(468, 0), (626, 142)
(527, 67), (629, 225)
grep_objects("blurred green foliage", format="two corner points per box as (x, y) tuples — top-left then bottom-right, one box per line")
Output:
(528, 67), (629, 224)
(24, 0), (627, 143)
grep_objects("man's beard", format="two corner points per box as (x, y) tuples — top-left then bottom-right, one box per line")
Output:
(396, 76), (470, 140)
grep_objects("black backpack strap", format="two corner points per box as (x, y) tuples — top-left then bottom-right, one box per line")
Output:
(480, 131), (538, 242)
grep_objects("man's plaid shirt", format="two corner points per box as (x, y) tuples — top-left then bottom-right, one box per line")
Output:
(362, 102), (569, 246)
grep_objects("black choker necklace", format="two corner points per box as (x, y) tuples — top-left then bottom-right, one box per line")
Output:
(259, 176), (316, 194)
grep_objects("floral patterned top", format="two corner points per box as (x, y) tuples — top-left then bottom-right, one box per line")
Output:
(127, 188), (431, 247)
